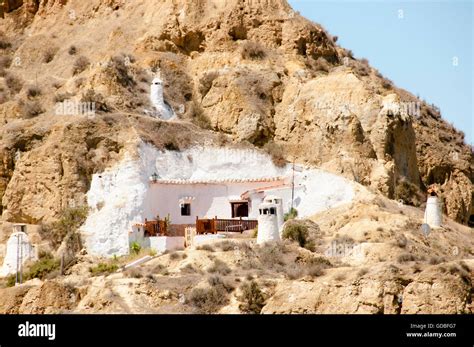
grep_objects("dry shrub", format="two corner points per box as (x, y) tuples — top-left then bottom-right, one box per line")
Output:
(263, 141), (287, 168)
(150, 263), (169, 276)
(240, 41), (266, 60)
(189, 276), (233, 313)
(43, 47), (58, 64)
(447, 263), (471, 284)
(394, 179), (422, 207)
(381, 78), (393, 89)
(107, 55), (136, 88)
(0, 36), (11, 50)
(303, 256), (332, 278)
(397, 253), (416, 263)
(393, 234), (408, 248)
(215, 240), (238, 252)
(257, 241), (287, 269)
(238, 281), (266, 314)
(81, 89), (109, 112)
(169, 252), (183, 260)
(5, 73), (23, 94)
(306, 264), (326, 278)
(354, 62), (370, 77)
(124, 267), (143, 278)
(191, 99), (212, 129)
(18, 99), (44, 118)
(54, 92), (73, 103)
(357, 268), (369, 277)
(0, 56), (11, 75)
(307, 56), (330, 73)
(68, 45), (77, 55)
(196, 244), (215, 252)
(26, 85), (41, 98)
(72, 56), (90, 75)
(207, 259), (231, 275)
(180, 263), (199, 274)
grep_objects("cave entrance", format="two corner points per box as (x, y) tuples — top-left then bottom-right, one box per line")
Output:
(468, 214), (474, 227)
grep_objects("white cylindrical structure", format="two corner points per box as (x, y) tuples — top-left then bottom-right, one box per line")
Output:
(424, 196), (442, 228)
(263, 195), (284, 233)
(0, 231), (36, 277)
(257, 202), (280, 244)
(150, 77), (173, 120)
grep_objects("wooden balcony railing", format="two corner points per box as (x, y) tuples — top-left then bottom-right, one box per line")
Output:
(196, 216), (258, 234)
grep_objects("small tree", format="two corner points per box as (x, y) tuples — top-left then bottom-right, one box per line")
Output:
(282, 222), (308, 248)
(238, 281), (266, 314)
(44, 206), (89, 249)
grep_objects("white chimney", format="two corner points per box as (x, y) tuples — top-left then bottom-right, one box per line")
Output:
(424, 195), (442, 228)
(257, 202), (281, 244)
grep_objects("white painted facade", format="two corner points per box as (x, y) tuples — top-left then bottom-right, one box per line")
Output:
(0, 232), (37, 277)
(82, 142), (356, 257)
(143, 179), (285, 224)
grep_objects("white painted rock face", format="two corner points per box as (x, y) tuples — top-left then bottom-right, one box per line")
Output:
(424, 196), (442, 228)
(0, 232), (37, 277)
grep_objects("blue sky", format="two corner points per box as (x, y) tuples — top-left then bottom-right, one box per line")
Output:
(288, 0), (473, 145)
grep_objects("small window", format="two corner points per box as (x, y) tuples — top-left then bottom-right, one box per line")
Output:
(270, 207), (276, 215)
(181, 203), (191, 216)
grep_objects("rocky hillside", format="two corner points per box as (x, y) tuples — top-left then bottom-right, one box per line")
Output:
(0, 0), (472, 226)
(0, 191), (473, 314)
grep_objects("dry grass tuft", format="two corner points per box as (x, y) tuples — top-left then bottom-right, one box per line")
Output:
(240, 41), (266, 60)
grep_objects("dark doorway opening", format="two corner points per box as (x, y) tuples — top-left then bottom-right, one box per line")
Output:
(231, 202), (249, 218)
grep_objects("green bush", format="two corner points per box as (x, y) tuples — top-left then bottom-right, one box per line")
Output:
(4, 253), (60, 285)
(89, 262), (119, 276)
(238, 281), (266, 314)
(27, 257), (60, 280)
(282, 222), (309, 248)
(6, 274), (17, 287)
(130, 241), (141, 255)
(284, 207), (298, 221)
